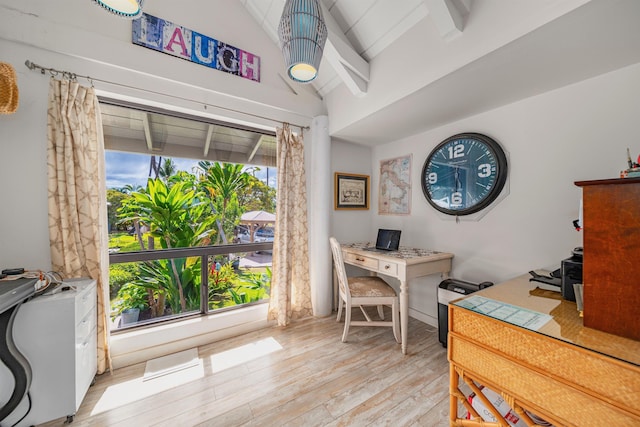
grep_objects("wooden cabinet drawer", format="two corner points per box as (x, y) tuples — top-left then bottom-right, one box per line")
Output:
(343, 252), (378, 270)
(378, 260), (397, 276)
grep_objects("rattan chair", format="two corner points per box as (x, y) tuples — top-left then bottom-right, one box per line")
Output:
(330, 237), (400, 344)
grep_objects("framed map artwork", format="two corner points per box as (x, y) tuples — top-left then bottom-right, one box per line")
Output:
(335, 173), (369, 210)
(379, 154), (412, 215)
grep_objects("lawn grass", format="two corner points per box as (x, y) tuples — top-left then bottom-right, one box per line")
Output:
(109, 232), (161, 252)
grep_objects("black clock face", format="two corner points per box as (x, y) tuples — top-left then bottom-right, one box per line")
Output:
(421, 133), (508, 216)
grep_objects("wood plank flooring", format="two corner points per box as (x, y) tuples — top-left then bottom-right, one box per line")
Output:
(40, 309), (451, 427)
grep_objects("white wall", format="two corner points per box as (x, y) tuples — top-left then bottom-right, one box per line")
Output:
(0, 42), (52, 270)
(370, 62), (640, 326)
(330, 140), (373, 243)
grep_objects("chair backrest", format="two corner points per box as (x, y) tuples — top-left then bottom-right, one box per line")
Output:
(329, 237), (351, 301)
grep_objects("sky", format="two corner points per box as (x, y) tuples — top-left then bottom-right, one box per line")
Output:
(105, 151), (276, 190)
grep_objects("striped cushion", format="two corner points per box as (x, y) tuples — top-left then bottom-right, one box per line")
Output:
(347, 276), (397, 297)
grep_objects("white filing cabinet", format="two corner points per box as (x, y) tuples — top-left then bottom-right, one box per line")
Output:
(1, 278), (97, 426)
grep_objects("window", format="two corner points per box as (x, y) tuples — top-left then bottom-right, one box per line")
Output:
(102, 100), (277, 332)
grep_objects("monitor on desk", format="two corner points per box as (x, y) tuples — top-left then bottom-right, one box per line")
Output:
(370, 229), (401, 251)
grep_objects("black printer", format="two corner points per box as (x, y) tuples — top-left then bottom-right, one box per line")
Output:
(437, 278), (493, 347)
(561, 247), (583, 302)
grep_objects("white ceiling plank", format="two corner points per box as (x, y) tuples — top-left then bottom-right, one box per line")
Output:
(320, 2), (370, 96)
(341, 0), (426, 59)
(423, 0), (469, 41)
(244, 0), (274, 24)
(328, 0), (378, 34)
(358, 5), (428, 59)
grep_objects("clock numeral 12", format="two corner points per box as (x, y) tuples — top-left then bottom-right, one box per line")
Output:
(448, 144), (464, 159)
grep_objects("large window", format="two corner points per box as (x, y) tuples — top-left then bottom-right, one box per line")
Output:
(102, 100), (277, 332)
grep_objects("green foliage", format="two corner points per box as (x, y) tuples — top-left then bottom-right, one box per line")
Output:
(116, 178), (215, 314)
(107, 189), (129, 232)
(208, 262), (240, 309)
(108, 160), (275, 325)
(198, 162), (252, 244)
(237, 175), (276, 213)
(209, 265), (271, 310)
(158, 158), (177, 183)
(132, 257), (201, 314)
(111, 283), (149, 319)
(108, 262), (138, 299)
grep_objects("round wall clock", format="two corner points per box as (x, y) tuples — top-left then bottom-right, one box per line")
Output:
(421, 133), (508, 216)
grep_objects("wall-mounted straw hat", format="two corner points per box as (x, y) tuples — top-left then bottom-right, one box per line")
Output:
(0, 62), (19, 114)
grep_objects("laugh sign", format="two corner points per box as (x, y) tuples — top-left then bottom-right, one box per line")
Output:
(133, 13), (260, 82)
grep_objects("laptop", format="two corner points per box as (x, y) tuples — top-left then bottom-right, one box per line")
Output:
(364, 229), (401, 252)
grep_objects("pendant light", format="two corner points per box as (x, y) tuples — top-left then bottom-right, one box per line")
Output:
(91, 0), (144, 19)
(278, 0), (328, 83)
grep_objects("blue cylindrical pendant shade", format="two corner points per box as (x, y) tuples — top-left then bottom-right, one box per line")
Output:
(91, 0), (144, 19)
(278, 0), (328, 83)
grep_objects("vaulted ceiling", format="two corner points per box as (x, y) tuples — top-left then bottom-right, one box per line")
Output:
(91, 0), (640, 157)
(241, 0), (640, 145)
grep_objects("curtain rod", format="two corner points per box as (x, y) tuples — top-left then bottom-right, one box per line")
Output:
(24, 60), (311, 132)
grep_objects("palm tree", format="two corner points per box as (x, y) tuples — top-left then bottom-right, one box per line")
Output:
(158, 158), (177, 183)
(198, 161), (251, 244)
(148, 155), (162, 179)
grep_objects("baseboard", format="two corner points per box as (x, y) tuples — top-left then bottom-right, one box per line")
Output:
(409, 308), (438, 329)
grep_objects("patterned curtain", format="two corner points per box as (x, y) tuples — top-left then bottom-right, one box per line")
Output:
(47, 79), (111, 374)
(268, 124), (313, 325)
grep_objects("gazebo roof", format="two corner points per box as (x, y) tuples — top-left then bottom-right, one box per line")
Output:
(240, 210), (275, 225)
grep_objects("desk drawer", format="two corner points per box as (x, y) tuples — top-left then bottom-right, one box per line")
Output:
(344, 252), (378, 270)
(378, 260), (397, 276)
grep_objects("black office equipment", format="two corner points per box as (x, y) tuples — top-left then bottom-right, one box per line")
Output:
(561, 256), (583, 302)
(437, 278), (493, 347)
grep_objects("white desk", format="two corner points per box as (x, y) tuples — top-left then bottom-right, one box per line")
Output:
(338, 243), (454, 354)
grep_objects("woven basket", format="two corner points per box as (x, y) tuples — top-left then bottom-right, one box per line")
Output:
(0, 62), (19, 114)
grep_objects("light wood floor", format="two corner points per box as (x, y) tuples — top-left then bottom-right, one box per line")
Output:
(41, 309), (451, 427)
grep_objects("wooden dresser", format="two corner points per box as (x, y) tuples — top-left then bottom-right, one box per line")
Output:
(448, 274), (640, 426)
(575, 177), (640, 341)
